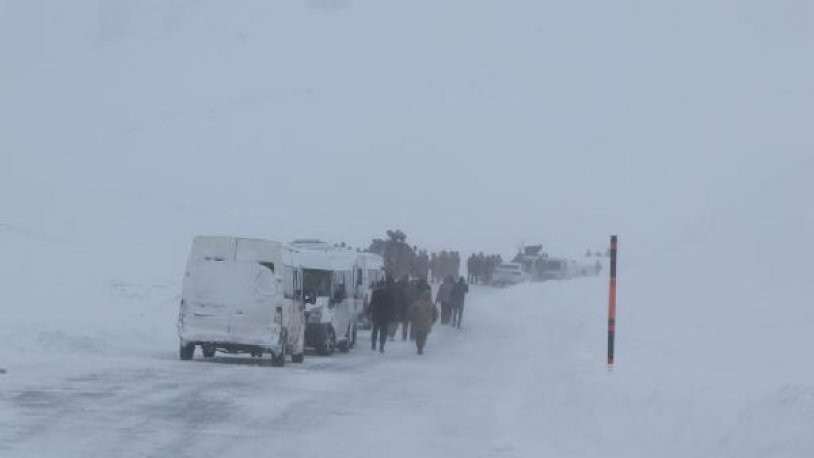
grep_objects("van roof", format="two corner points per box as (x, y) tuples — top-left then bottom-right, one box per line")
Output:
(292, 250), (356, 271)
(189, 236), (285, 264)
(290, 239), (331, 249)
(356, 252), (384, 268)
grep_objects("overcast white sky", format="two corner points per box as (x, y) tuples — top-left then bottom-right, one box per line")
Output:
(1, 0), (812, 270)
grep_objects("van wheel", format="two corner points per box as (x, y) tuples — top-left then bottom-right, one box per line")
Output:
(291, 353), (304, 363)
(202, 345), (215, 358)
(337, 324), (352, 353)
(179, 342), (195, 360)
(316, 326), (336, 356)
(271, 349), (286, 367)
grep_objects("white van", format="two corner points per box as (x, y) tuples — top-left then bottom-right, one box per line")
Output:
(290, 239), (363, 355)
(178, 236), (306, 366)
(542, 258), (574, 280)
(352, 252), (385, 330)
(492, 262), (529, 286)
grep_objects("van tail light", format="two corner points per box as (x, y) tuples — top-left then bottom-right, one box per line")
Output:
(274, 306), (283, 326)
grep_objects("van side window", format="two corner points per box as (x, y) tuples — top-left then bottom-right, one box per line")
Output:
(259, 262), (274, 273)
(333, 270), (350, 298)
(333, 271), (347, 289)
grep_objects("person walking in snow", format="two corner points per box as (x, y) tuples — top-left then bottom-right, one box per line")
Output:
(387, 277), (403, 341)
(405, 277), (431, 340)
(369, 279), (394, 352)
(394, 275), (412, 341)
(413, 276), (432, 296)
(450, 276), (469, 329)
(436, 276), (455, 325)
(409, 290), (438, 355)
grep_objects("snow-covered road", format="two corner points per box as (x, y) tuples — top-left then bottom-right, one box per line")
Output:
(0, 283), (581, 457)
(2, 279), (812, 458)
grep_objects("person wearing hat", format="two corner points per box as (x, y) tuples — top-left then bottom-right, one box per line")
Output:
(369, 279), (395, 352)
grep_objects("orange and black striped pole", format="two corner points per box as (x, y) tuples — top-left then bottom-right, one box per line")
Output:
(607, 235), (618, 369)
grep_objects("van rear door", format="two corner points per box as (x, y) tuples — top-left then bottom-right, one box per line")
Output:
(226, 261), (281, 346)
(181, 257), (233, 342)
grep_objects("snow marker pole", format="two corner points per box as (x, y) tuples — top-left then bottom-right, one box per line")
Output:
(607, 235), (618, 370)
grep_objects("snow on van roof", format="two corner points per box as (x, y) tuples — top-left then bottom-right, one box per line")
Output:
(290, 239), (331, 250)
(356, 251), (384, 268)
(189, 236), (283, 263)
(290, 245), (357, 271)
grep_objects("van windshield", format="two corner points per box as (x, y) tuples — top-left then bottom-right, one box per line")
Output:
(302, 269), (332, 297)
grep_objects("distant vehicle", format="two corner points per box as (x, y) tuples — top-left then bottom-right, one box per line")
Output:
(492, 263), (529, 286)
(353, 252), (385, 330)
(541, 257), (577, 280)
(178, 236), (306, 366)
(512, 244), (550, 281)
(290, 239), (364, 355)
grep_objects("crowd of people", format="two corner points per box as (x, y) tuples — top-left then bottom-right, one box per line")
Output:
(367, 230), (468, 287)
(411, 250), (430, 280)
(466, 252), (503, 284)
(367, 274), (469, 355)
(435, 276), (469, 327)
(429, 251), (461, 283)
(368, 231), (432, 280)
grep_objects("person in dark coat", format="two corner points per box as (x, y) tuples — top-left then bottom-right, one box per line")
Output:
(450, 276), (469, 329)
(413, 277), (432, 296)
(369, 279), (394, 352)
(436, 276), (454, 325)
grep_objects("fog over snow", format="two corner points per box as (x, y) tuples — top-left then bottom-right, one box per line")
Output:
(3, 0), (810, 259)
(1, 1), (813, 457)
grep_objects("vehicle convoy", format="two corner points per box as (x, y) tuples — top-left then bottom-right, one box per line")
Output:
(178, 236), (306, 366)
(506, 244), (589, 282)
(290, 240), (382, 355)
(491, 262), (529, 286)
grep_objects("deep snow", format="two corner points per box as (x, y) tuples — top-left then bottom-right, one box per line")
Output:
(2, 270), (814, 457)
